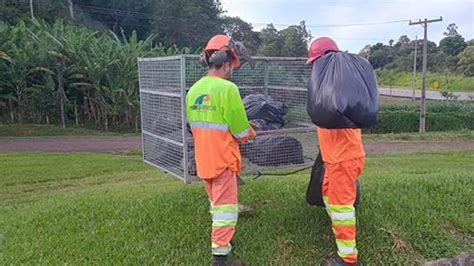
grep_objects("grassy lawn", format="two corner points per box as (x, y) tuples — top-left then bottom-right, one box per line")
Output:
(364, 130), (474, 143)
(377, 70), (474, 93)
(0, 124), (139, 137)
(0, 151), (473, 264)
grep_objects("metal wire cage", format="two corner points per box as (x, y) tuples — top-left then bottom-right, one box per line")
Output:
(139, 55), (317, 183)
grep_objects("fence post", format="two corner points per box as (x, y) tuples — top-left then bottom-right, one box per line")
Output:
(264, 60), (269, 96)
(180, 56), (189, 183)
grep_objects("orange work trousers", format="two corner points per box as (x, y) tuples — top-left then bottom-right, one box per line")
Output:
(203, 169), (239, 256)
(322, 157), (365, 264)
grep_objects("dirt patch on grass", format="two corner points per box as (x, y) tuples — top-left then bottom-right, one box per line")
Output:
(379, 227), (424, 263)
(425, 253), (474, 266)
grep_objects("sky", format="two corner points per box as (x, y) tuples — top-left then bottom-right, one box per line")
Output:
(221, 0), (474, 53)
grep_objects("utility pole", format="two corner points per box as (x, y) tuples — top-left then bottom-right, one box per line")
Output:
(412, 35), (417, 100)
(30, 0), (34, 19)
(409, 17), (442, 133)
(67, 0), (74, 19)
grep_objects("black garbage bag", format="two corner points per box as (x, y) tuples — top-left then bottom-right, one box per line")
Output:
(249, 119), (285, 131)
(241, 135), (304, 166)
(306, 152), (360, 207)
(244, 94), (289, 129)
(307, 52), (379, 129)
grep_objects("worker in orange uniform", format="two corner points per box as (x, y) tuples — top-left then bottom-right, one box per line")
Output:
(186, 34), (256, 266)
(306, 37), (366, 266)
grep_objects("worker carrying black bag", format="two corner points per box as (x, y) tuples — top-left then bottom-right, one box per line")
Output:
(307, 51), (379, 129)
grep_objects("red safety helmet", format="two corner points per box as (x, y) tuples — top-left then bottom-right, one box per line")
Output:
(306, 37), (339, 64)
(204, 34), (241, 68)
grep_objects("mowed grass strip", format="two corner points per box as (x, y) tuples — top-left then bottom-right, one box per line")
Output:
(0, 151), (472, 264)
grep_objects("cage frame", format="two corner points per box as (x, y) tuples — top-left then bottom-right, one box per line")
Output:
(138, 54), (317, 183)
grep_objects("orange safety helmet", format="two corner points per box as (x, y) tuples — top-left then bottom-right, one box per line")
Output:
(306, 37), (339, 64)
(203, 34), (241, 68)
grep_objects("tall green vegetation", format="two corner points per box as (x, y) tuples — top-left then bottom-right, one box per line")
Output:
(0, 19), (187, 130)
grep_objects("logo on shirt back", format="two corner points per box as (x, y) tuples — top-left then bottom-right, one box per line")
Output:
(191, 94), (216, 111)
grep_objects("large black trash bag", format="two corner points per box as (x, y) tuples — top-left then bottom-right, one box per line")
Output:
(307, 52), (379, 129)
(241, 136), (304, 167)
(249, 119), (285, 131)
(244, 94), (289, 129)
(306, 152), (360, 207)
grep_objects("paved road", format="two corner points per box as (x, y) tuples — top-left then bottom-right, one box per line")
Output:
(379, 87), (474, 101)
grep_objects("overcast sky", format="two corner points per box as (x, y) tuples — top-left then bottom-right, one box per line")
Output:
(221, 0), (474, 53)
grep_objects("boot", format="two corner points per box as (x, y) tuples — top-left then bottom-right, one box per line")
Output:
(211, 255), (245, 266)
(322, 256), (357, 266)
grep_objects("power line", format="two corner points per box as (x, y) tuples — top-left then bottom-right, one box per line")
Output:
(252, 19), (411, 29)
(75, 5), (153, 20)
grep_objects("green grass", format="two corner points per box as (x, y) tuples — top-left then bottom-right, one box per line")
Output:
(0, 124), (139, 137)
(377, 70), (474, 93)
(364, 130), (474, 143)
(0, 151), (473, 264)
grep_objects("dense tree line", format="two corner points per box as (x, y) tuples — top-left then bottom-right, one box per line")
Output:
(0, 0), (310, 55)
(360, 24), (473, 77)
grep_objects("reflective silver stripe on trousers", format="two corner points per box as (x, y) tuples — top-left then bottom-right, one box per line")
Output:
(212, 212), (238, 222)
(190, 122), (229, 131)
(331, 212), (355, 220)
(212, 246), (231, 255)
(338, 245), (355, 254)
(233, 128), (250, 139)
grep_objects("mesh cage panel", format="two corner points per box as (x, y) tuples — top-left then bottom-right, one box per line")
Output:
(139, 57), (182, 93)
(143, 133), (184, 180)
(139, 57), (187, 181)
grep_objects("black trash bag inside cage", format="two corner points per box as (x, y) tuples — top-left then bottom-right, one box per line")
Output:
(249, 119), (285, 131)
(241, 135), (304, 167)
(306, 152), (360, 207)
(243, 94), (289, 130)
(307, 52), (379, 129)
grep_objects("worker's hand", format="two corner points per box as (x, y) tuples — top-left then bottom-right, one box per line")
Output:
(249, 121), (258, 130)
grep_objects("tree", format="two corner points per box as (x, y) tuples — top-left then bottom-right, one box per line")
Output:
(443, 23), (459, 37)
(359, 45), (371, 59)
(153, 0), (223, 48)
(439, 35), (466, 56)
(222, 16), (261, 54)
(75, 0), (154, 40)
(258, 24), (281, 56)
(396, 35), (411, 47)
(367, 43), (396, 69)
(458, 46), (474, 76)
(0, 0), (69, 23)
(279, 21), (311, 57)
(389, 39), (394, 47)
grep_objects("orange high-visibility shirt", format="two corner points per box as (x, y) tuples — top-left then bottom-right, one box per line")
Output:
(317, 128), (365, 164)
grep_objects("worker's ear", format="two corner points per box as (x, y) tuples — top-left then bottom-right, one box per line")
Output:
(223, 61), (232, 71)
